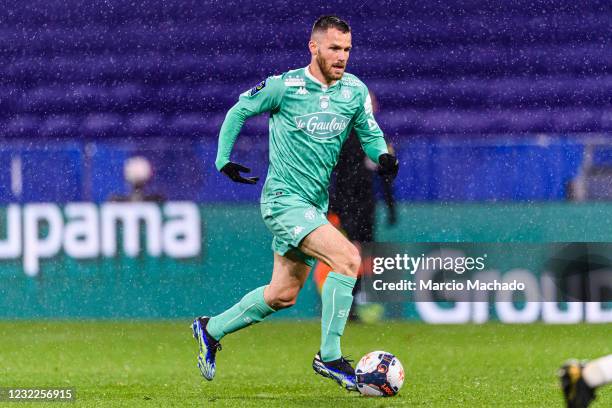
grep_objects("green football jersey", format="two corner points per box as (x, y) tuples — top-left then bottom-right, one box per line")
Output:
(215, 66), (388, 211)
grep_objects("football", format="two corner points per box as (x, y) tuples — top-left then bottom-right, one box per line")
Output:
(355, 351), (404, 397)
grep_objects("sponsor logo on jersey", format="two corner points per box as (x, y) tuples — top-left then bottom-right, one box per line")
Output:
(294, 112), (349, 139)
(249, 80), (266, 96)
(368, 118), (379, 130)
(341, 89), (352, 99)
(364, 93), (379, 129)
(340, 77), (362, 87)
(364, 94), (374, 114)
(296, 86), (309, 95)
(284, 77), (306, 87)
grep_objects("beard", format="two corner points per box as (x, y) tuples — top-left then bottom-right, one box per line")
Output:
(316, 52), (344, 82)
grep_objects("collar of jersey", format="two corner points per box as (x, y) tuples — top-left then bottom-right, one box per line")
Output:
(304, 66), (339, 92)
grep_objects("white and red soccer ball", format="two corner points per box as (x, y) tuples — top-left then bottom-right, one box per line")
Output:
(355, 351), (405, 397)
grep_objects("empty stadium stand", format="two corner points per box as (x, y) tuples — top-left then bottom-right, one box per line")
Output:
(0, 1), (611, 202)
(2, 0), (611, 137)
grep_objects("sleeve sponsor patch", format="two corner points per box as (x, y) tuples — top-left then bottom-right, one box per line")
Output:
(340, 77), (362, 87)
(249, 79), (266, 96)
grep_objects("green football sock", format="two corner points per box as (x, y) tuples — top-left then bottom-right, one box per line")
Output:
(320, 272), (357, 362)
(206, 286), (276, 341)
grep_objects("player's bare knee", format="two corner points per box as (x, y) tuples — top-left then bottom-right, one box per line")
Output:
(333, 245), (361, 278)
(266, 286), (299, 309)
(346, 248), (361, 277)
(271, 294), (298, 309)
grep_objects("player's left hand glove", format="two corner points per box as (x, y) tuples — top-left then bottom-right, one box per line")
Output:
(220, 162), (259, 184)
(378, 153), (399, 180)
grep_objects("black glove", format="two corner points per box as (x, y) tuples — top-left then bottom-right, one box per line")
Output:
(220, 162), (259, 184)
(378, 153), (399, 179)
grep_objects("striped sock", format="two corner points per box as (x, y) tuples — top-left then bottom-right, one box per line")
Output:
(320, 272), (357, 362)
(206, 286), (276, 341)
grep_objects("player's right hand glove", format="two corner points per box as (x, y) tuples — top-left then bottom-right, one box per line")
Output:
(220, 162), (259, 184)
(378, 153), (399, 180)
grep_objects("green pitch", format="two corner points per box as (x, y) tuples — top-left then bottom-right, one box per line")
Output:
(1, 321), (610, 407)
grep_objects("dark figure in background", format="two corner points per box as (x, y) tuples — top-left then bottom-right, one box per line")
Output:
(329, 133), (397, 321)
(330, 91), (396, 239)
(314, 93), (397, 321)
(330, 132), (397, 241)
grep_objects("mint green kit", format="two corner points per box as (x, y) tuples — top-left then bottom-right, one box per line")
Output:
(216, 67), (389, 264)
(260, 194), (328, 266)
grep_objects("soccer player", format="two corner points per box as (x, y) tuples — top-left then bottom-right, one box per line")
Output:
(559, 355), (612, 408)
(192, 15), (398, 391)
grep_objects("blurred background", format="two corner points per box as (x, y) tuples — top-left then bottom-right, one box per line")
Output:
(1, 0), (611, 321)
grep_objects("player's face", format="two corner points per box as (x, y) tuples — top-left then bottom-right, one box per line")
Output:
(312, 29), (352, 82)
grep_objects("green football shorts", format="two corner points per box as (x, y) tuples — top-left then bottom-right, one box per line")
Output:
(260, 194), (328, 267)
